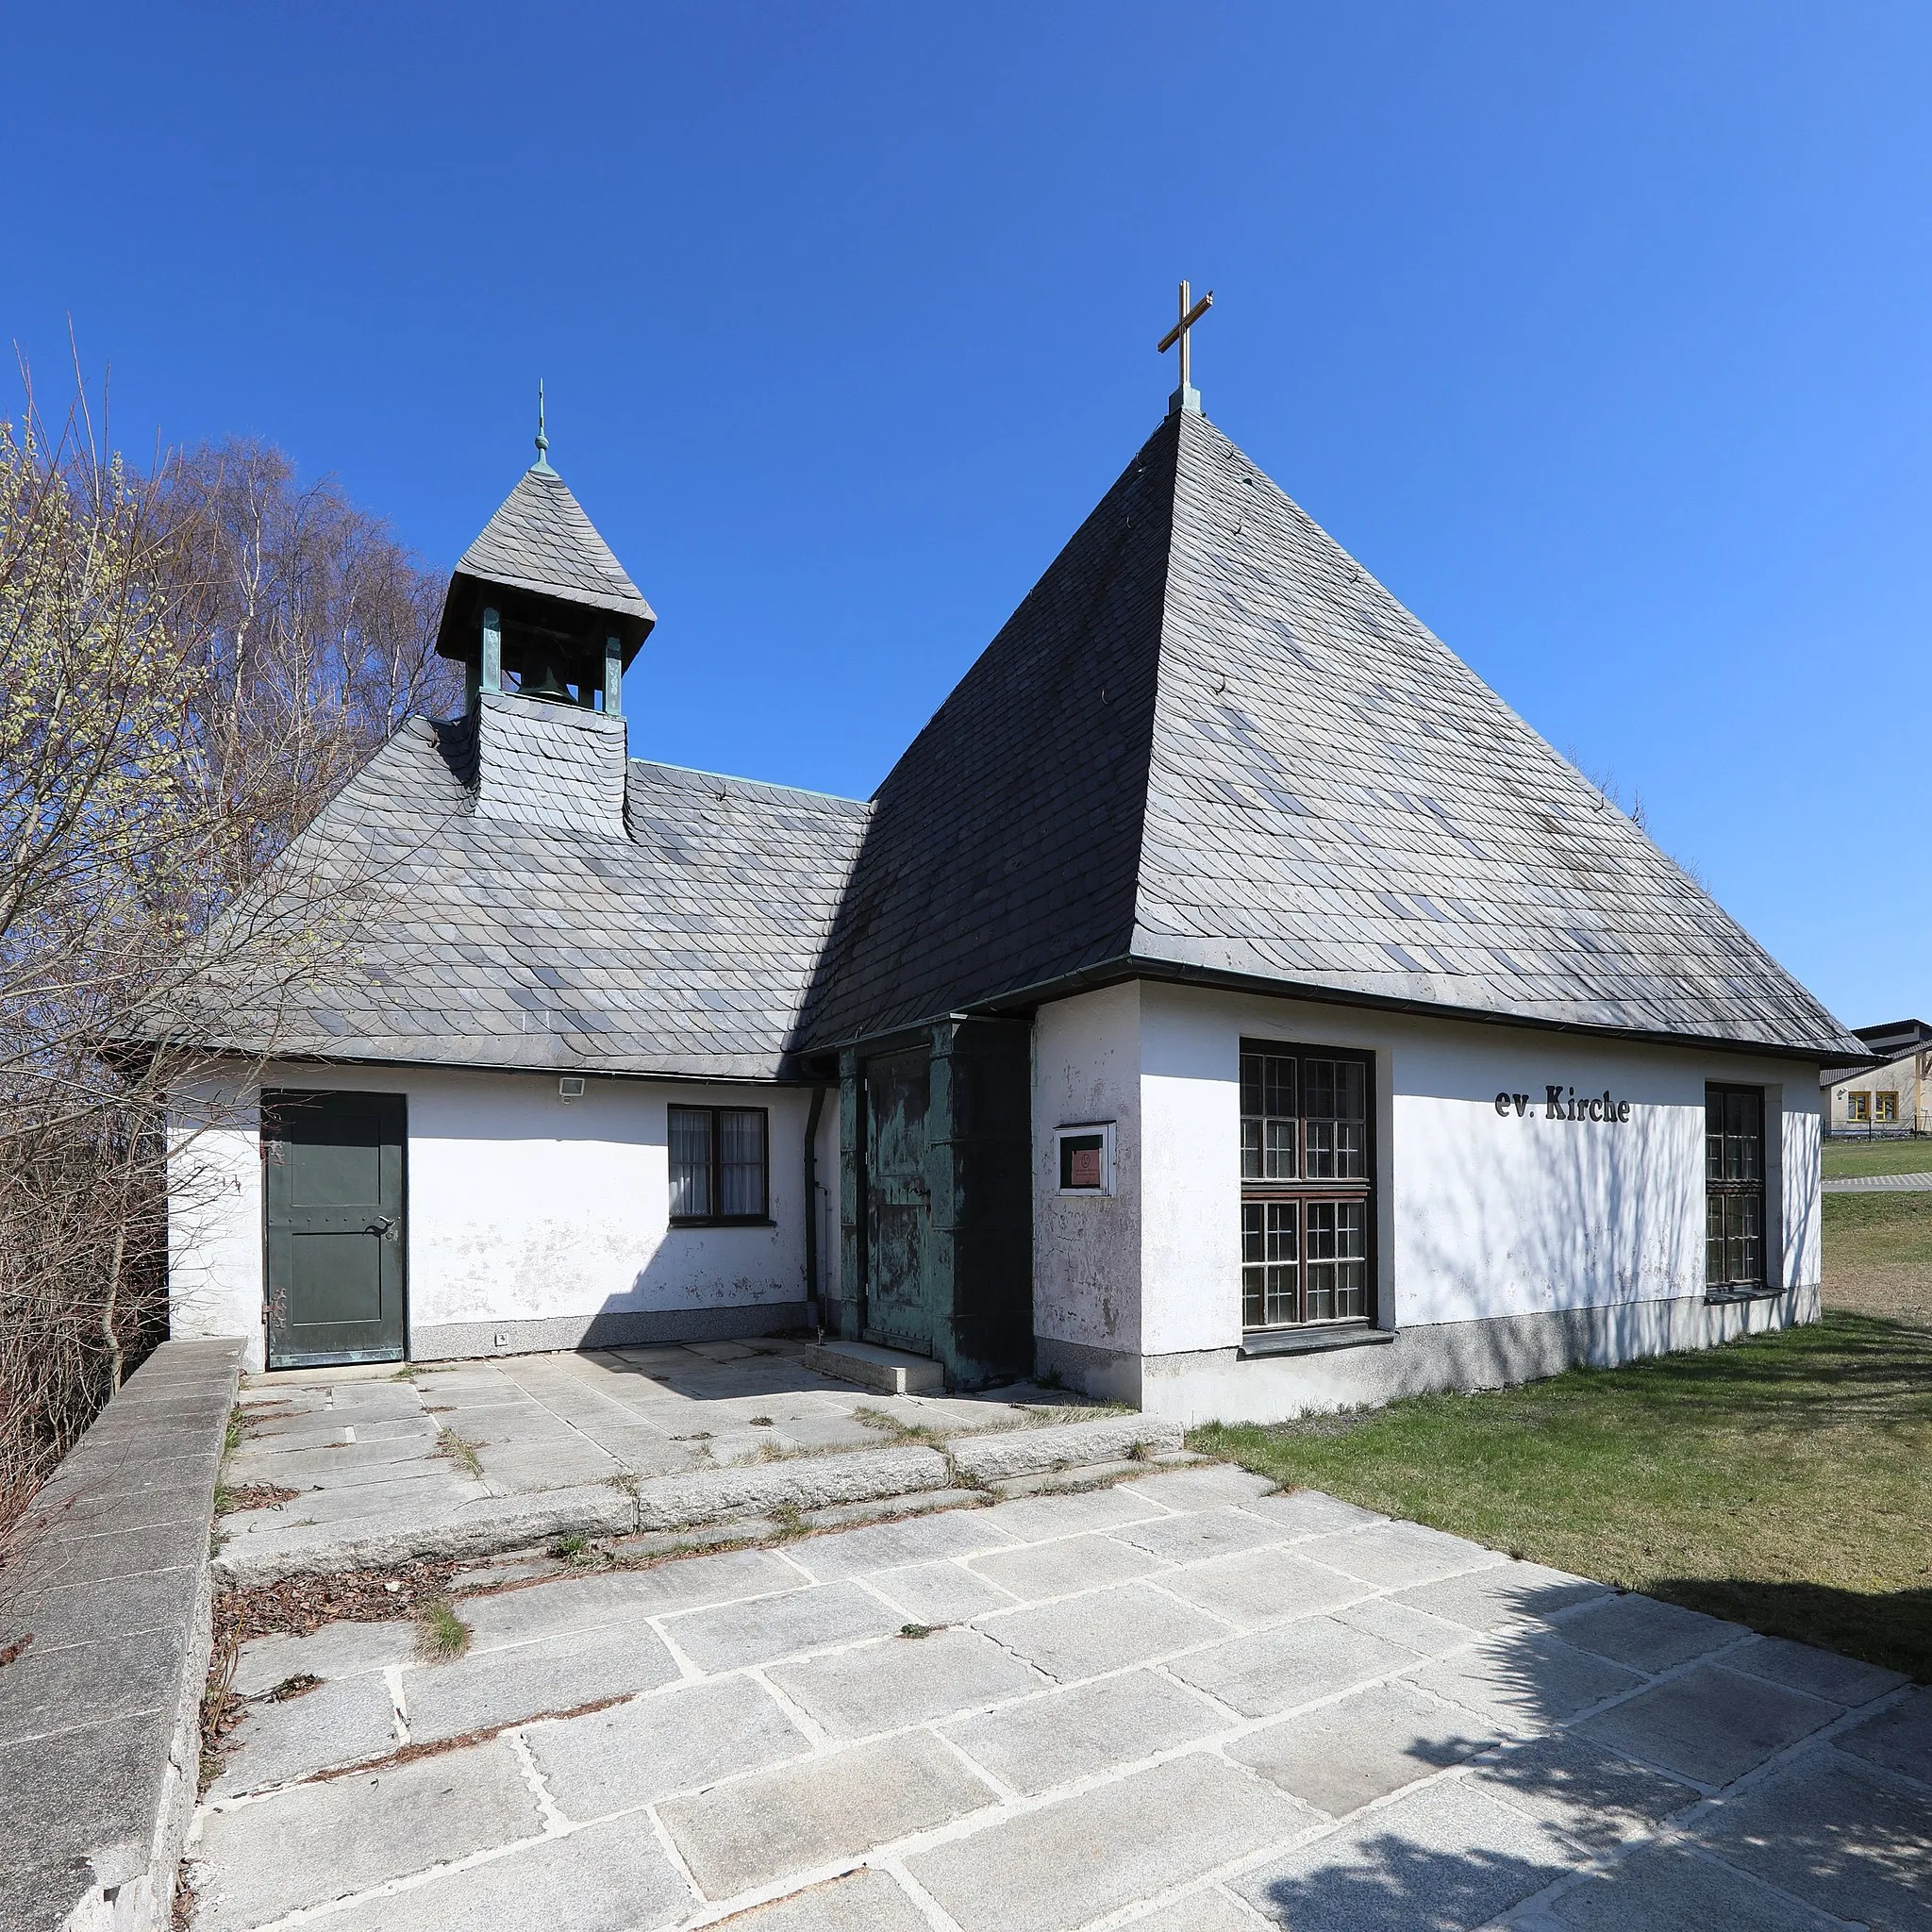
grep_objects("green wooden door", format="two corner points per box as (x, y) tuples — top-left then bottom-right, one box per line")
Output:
(263, 1091), (407, 1367)
(864, 1049), (934, 1356)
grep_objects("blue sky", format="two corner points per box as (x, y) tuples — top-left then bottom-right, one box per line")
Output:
(9, 3), (1929, 1027)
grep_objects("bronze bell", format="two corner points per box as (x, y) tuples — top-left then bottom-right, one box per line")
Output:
(517, 648), (571, 703)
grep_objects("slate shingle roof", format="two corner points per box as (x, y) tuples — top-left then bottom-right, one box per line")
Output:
(225, 704), (868, 1080)
(797, 407), (1863, 1063)
(209, 407), (1858, 1080)
(452, 464), (654, 626)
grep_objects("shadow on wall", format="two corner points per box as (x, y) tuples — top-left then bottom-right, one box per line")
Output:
(1402, 1091), (1704, 1328)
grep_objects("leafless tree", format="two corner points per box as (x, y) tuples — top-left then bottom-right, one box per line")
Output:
(0, 369), (459, 1532)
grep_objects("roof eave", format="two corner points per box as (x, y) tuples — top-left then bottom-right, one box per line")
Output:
(810, 952), (1870, 1068)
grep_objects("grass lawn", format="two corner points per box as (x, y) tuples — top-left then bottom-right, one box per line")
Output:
(1824, 1138), (1932, 1178)
(1193, 1197), (1932, 1681)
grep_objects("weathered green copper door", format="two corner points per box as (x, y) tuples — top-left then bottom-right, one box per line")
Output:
(263, 1091), (407, 1367)
(864, 1050), (934, 1356)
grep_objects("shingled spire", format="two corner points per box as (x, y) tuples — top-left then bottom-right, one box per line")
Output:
(798, 408), (1863, 1063)
(435, 395), (656, 716)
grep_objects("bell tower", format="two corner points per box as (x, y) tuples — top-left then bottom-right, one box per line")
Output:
(434, 387), (655, 717)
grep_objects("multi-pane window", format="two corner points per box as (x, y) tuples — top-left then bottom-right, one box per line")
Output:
(1706, 1086), (1765, 1291)
(1875, 1091), (1899, 1124)
(1847, 1091), (1871, 1124)
(668, 1106), (769, 1224)
(1241, 1041), (1374, 1330)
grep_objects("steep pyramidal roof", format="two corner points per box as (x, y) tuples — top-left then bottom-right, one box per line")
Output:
(436, 462), (656, 657)
(799, 408), (1862, 1062)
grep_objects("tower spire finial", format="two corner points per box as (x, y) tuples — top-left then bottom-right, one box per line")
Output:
(532, 379), (555, 473)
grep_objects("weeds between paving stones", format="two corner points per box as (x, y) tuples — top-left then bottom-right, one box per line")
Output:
(198, 1628), (242, 1791)
(417, 1597), (472, 1660)
(199, 1560), (463, 1785)
(264, 1672), (322, 1701)
(852, 1405), (948, 1446)
(437, 1425), (486, 1479)
(549, 1532), (590, 1559)
(215, 1481), (300, 1516)
(900, 1624), (936, 1639)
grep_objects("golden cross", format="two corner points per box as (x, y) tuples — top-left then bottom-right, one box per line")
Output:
(1158, 279), (1214, 408)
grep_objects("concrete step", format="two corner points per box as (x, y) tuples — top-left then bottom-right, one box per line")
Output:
(631, 1443), (950, 1530)
(796, 1338), (945, 1396)
(212, 1413), (1199, 1583)
(948, 1412), (1186, 1486)
(987, 1450), (1209, 1498)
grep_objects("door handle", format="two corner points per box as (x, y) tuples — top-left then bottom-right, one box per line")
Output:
(367, 1215), (398, 1240)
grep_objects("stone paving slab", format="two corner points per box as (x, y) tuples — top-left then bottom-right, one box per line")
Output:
(778, 1502), (1021, 1579)
(212, 1673), (399, 1795)
(1235, 1773), (1574, 1930)
(966, 1527), (1160, 1600)
(768, 1624), (1042, 1738)
(1296, 1520), (1506, 1590)
(183, 1473), (1932, 1932)
(1726, 1633), (1911, 1707)
(1838, 1685), (1932, 1785)
(1158, 1541), (1374, 1628)
(1409, 1628), (1648, 1735)
(1393, 1559), (1605, 1636)
(1465, 1730), (1699, 1855)
(192, 1740), (541, 1931)
(660, 1577), (906, 1673)
(1545, 1840), (1847, 1930)
(724, 1867), (933, 1928)
(405, 1620), (682, 1742)
(312, 1813), (694, 1932)
(659, 1728), (995, 1899)
(1227, 1679), (1502, 1818)
(941, 1668), (1226, 1794)
(907, 1752), (1318, 1932)
(1694, 1746), (1932, 1927)
(232, 1620), (416, 1698)
(1574, 1661), (1840, 1787)
(1543, 1589), (1740, 1673)
(1170, 1613), (1422, 1719)
(978, 1578), (1233, 1681)
(523, 1674), (808, 1819)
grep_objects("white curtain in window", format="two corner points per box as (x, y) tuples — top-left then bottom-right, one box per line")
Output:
(719, 1109), (766, 1218)
(669, 1108), (711, 1219)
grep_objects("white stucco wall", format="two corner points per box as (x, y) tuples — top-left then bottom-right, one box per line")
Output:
(169, 1061), (819, 1371)
(1032, 982), (1145, 1357)
(1030, 978), (1824, 1393)
(168, 1083), (266, 1354)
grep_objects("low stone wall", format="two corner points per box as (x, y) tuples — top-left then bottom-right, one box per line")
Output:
(0, 1337), (242, 1932)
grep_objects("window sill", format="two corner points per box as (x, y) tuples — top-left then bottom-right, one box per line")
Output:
(669, 1218), (777, 1230)
(1239, 1322), (1395, 1359)
(1705, 1285), (1785, 1307)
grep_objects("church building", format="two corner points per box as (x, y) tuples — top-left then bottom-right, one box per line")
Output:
(169, 348), (1868, 1424)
